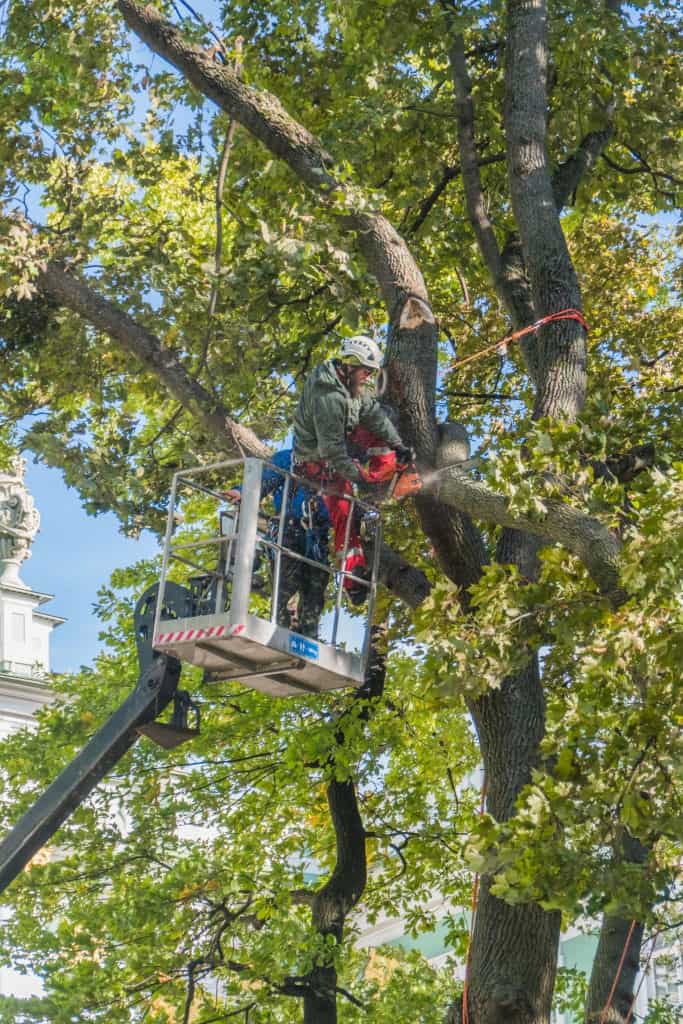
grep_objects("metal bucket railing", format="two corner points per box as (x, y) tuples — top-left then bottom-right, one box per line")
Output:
(153, 458), (382, 675)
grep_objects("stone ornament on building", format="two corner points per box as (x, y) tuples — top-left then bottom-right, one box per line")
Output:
(0, 457), (40, 587)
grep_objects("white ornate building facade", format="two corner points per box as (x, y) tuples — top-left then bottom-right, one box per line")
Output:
(0, 459), (63, 740)
(0, 458), (63, 998)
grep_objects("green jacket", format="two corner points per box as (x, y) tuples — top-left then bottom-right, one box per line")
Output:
(292, 361), (402, 481)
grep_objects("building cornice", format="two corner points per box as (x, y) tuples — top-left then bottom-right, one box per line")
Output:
(32, 612), (66, 626)
(0, 672), (54, 697)
(0, 582), (57, 605)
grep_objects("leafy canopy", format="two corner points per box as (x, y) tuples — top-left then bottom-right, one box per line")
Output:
(0, 0), (681, 1020)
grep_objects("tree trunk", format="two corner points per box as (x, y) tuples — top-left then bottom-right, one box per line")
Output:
(469, 883), (560, 1024)
(467, 648), (561, 1024)
(303, 964), (339, 1024)
(504, 0), (587, 423)
(445, 0), (631, 1016)
(304, 777), (366, 1024)
(453, 1), (595, 1011)
(585, 918), (644, 1024)
(302, 633), (387, 1022)
(585, 834), (648, 1024)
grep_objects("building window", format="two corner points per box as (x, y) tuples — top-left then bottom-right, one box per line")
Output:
(652, 945), (683, 1008)
(11, 613), (26, 643)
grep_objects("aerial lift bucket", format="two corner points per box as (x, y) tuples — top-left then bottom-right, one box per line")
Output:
(152, 457), (382, 696)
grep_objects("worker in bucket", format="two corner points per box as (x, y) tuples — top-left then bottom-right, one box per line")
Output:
(292, 335), (418, 604)
(224, 450), (331, 638)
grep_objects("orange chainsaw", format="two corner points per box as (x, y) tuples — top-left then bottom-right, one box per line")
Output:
(358, 451), (422, 500)
(388, 462), (422, 499)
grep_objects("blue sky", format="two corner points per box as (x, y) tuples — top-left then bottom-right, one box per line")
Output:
(20, 460), (159, 673)
(12, 2), (222, 674)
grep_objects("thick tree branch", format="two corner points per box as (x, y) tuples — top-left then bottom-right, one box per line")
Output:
(116, 1), (428, 320)
(430, 466), (621, 597)
(311, 780), (367, 941)
(553, 127), (614, 210)
(366, 537), (432, 608)
(448, 35), (513, 318)
(495, 16), (616, 368)
(38, 261), (268, 459)
(118, 2), (335, 192)
(447, 34), (541, 384)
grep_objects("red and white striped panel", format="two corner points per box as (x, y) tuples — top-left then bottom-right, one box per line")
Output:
(155, 623), (245, 645)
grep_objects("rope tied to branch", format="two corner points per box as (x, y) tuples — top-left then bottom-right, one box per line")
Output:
(451, 308), (589, 371)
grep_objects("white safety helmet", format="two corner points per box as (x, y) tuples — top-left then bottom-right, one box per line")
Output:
(339, 335), (383, 371)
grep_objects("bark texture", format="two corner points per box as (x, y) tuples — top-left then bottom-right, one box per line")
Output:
(504, 0), (587, 422)
(585, 834), (648, 1024)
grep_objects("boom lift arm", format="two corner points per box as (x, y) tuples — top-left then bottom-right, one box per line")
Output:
(0, 585), (192, 895)
(0, 455), (389, 894)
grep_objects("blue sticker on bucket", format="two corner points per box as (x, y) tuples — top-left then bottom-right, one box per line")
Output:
(288, 634), (319, 661)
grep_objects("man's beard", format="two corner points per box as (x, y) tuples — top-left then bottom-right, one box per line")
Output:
(348, 372), (365, 398)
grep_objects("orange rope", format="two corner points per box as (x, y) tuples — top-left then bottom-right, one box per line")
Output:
(462, 774), (488, 1024)
(451, 308), (589, 371)
(599, 919), (637, 1024)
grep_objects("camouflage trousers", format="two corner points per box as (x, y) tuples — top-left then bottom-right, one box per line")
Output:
(273, 519), (330, 639)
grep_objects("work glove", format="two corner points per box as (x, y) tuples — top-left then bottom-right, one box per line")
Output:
(394, 445), (416, 468)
